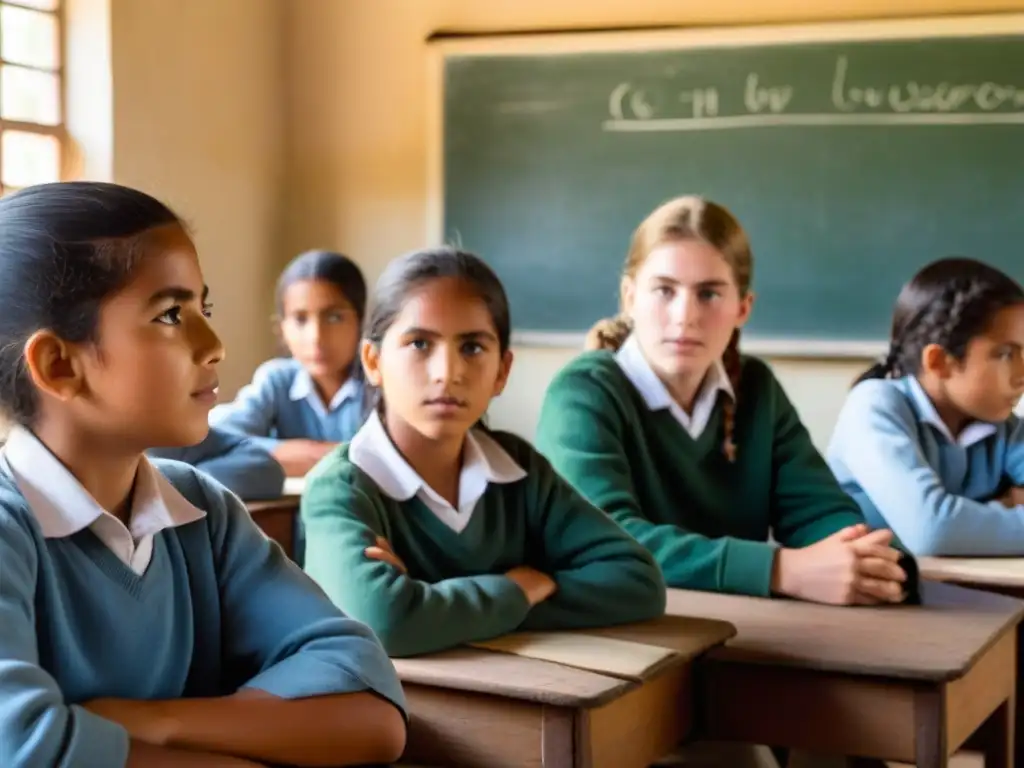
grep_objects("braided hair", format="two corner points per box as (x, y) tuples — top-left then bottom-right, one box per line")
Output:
(587, 196), (752, 460)
(857, 258), (1024, 385)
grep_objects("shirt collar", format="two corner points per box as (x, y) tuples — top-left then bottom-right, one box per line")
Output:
(349, 410), (526, 504)
(288, 369), (361, 412)
(615, 334), (734, 412)
(2, 426), (206, 539)
(903, 375), (998, 448)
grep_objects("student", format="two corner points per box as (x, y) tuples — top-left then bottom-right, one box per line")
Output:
(148, 426), (285, 500)
(828, 257), (1024, 556)
(211, 249), (367, 477)
(535, 195), (915, 607)
(301, 247), (666, 658)
(0, 182), (406, 767)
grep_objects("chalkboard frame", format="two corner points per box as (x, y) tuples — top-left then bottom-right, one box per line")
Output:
(426, 12), (1024, 358)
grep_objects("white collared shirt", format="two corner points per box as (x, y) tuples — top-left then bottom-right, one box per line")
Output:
(289, 371), (360, 419)
(615, 334), (734, 439)
(1, 427), (206, 574)
(905, 375), (998, 448)
(349, 411), (527, 533)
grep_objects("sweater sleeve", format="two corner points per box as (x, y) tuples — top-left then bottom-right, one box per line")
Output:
(1007, 416), (1024, 486)
(828, 381), (1024, 556)
(209, 361), (283, 452)
(535, 367), (778, 597)
(0, 511), (130, 767)
(148, 427), (285, 501)
(518, 447), (666, 630)
(301, 466), (532, 658)
(197, 475), (405, 713)
(766, 371), (866, 548)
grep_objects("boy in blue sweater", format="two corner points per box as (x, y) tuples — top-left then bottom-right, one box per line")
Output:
(0, 182), (406, 767)
(828, 258), (1024, 556)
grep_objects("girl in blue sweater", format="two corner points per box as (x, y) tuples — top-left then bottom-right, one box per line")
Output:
(828, 257), (1024, 555)
(0, 182), (406, 767)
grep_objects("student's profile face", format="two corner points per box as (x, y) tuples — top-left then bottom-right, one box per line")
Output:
(944, 303), (1024, 423)
(279, 279), (361, 381)
(623, 239), (752, 380)
(74, 224), (224, 449)
(362, 277), (512, 443)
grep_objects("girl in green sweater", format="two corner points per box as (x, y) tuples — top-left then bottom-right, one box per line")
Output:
(536, 195), (913, 608)
(301, 247), (666, 658)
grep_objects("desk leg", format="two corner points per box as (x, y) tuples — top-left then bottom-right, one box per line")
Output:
(969, 698), (1013, 768)
(914, 688), (947, 768)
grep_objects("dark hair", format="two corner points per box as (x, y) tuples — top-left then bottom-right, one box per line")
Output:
(0, 181), (182, 425)
(275, 249), (367, 323)
(857, 257), (1024, 385)
(364, 247), (511, 413)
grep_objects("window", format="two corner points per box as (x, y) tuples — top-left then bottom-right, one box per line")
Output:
(0, 0), (62, 196)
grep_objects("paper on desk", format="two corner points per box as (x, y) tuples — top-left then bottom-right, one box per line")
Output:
(283, 476), (305, 496)
(919, 556), (1024, 586)
(470, 631), (676, 680)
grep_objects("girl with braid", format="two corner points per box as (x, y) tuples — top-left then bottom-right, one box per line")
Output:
(828, 257), (1024, 556)
(536, 196), (913, 607)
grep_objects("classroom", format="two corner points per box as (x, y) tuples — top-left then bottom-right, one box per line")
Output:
(1, 0), (1023, 766)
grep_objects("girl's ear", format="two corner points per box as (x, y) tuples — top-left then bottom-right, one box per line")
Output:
(736, 290), (755, 328)
(921, 343), (955, 379)
(620, 277), (636, 318)
(24, 330), (87, 405)
(360, 339), (383, 387)
(492, 350), (514, 398)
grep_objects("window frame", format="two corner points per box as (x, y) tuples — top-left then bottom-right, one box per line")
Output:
(0, 0), (65, 195)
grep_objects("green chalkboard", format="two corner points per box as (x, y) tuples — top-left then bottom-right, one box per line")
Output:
(437, 18), (1024, 352)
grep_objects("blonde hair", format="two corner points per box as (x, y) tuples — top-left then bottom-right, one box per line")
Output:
(589, 195), (753, 461)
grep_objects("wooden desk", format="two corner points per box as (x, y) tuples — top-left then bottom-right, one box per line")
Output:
(246, 495), (299, 559)
(918, 557), (1024, 767)
(665, 583), (1023, 767)
(919, 557), (1024, 597)
(393, 614), (735, 768)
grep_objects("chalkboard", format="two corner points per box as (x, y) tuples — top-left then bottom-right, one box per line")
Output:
(430, 15), (1024, 355)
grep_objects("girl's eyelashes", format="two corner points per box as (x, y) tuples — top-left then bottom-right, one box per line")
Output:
(155, 306), (182, 325)
(154, 303), (214, 325)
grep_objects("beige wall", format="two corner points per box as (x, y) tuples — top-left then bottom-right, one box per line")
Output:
(66, 0), (286, 396)
(283, 0), (1023, 449)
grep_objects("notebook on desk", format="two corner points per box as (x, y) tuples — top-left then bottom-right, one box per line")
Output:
(470, 631), (677, 681)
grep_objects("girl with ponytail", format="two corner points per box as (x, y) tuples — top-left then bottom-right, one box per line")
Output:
(536, 196), (912, 608)
(828, 257), (1024, 556)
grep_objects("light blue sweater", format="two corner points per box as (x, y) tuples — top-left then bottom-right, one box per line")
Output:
(211, 358), (365, 451)
(827, 376), (1024, 556)
(0, 460), (405, 767)
(147, 426), (285, 500)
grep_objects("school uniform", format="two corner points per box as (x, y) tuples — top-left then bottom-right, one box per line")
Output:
(301, 410), (666, 658)
(828, 375), (1024, 556)
(0, 427), (405, 766)
(210, 357), (365, 449)
(147, 425), (285, 500)
(534, 336), (869, 596)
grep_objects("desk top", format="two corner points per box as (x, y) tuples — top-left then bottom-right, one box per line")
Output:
(393, 647), (635, 708)
(667, 581), (1024, 682)
(393, 614), (735, 707)
(246, 496), (300, 514)
(918, 556), (1024, 588)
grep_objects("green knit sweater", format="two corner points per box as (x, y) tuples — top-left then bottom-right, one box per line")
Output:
(535, 351), (866, 597)
(301, 431), (666, 657)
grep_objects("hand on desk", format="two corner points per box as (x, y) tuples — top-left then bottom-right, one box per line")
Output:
(772, 524), (908, 606)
